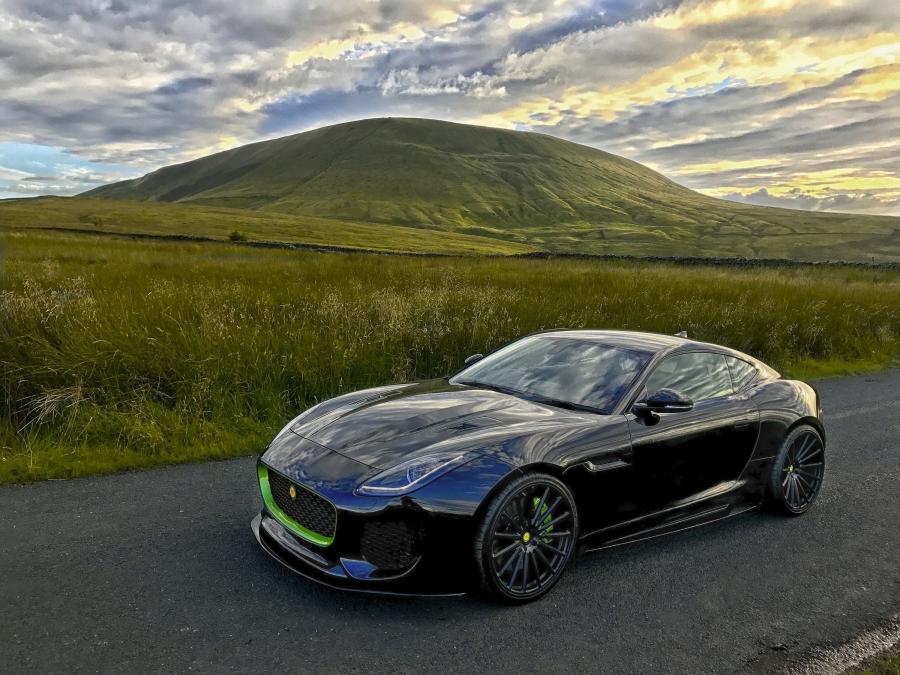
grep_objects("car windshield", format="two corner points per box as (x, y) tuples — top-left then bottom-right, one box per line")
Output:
(450, 336), (651, 413)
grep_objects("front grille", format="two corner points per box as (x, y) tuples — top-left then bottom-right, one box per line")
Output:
(360, 520), (420, 571)
(268, 470), (336, 540)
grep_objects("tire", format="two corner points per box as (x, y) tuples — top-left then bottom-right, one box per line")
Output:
(474, 472), (579, 603)
(766, 424), (826, 516)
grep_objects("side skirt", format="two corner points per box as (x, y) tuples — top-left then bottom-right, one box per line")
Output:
(579, 502), (759, 553)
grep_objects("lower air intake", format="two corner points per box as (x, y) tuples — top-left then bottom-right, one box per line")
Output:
(360, 520), (419, 571)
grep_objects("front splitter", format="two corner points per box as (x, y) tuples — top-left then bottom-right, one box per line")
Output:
(250, 514), (466, 598)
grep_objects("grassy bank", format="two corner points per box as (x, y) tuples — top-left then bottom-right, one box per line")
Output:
(2, 229), (898, 483)
(0, 197), (536, 255)
(852, 647), (900, 675)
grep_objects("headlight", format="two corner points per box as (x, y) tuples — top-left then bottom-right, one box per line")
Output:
(356, 452), (475, 496)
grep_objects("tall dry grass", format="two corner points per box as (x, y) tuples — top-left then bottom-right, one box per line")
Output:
(2, 230), (898, 482)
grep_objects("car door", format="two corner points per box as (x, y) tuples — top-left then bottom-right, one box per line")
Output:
(626, 350), (760, 507)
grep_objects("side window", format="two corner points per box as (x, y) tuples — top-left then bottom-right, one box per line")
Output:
(726, 356), (758, 391)
(643, 352), (734, 403)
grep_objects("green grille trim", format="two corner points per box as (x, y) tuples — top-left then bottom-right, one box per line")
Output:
(257, 463), (335, 547)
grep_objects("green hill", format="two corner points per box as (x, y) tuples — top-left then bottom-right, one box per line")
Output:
(0, 197), (534, 255)
(79, 117), (900, 261)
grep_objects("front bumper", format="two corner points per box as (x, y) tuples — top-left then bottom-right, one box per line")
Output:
(254, 460), (476, 594)
(252, 460), (484, 595)
(252, 434), (517, 595)
(251, 513), (466, 596)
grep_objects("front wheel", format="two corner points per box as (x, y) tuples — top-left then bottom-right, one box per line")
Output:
(474, 473), (579, 603)
(766, 425), (826, 516)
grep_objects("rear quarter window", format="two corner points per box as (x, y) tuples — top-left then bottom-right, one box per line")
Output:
(726, 357), (759, 391)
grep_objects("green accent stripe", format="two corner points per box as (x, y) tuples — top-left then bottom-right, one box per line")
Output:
(257, 463), (335, 547)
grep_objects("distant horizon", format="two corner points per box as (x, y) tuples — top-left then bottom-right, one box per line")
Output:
(1, 1), (898, 215)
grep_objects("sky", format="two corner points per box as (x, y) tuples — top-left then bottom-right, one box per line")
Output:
(1, 0), (899, 214)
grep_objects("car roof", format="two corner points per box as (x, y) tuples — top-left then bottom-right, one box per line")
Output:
(537, 329), (692, 354)
(535, 329), (776, 373)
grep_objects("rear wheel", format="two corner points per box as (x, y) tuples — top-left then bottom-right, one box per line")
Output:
(474, 473), (578, 603)
(766, 425), (826, 516)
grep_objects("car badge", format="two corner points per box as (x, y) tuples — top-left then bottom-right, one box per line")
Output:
(289, 485), (297, 500)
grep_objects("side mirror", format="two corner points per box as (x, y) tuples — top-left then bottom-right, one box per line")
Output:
(464, 353), (484, 367)
(633, 388), (694, 417)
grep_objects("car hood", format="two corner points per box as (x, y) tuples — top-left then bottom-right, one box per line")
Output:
(288, 379), (587, 469)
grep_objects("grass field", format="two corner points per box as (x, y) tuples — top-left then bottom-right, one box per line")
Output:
(852, 646), (900, 675)
(0, 197), (536, 255)
(2, 229), (898, 483)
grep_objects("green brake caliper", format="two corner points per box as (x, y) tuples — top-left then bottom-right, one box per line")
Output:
(533, 496), (553, 542)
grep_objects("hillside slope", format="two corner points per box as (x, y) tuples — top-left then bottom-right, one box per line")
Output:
(0, 197), (535, 255)
(83, 117), (900, 261)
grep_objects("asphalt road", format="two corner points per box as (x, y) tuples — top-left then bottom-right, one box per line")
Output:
(2, 370), (898, 674)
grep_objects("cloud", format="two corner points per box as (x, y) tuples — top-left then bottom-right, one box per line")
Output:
(0, 165), (33, 181)
(723, 187), (900, 215)
(0, 143), (139, 198)
(378, 68), (508, 98)
(154, 77), (215, 96)
(0, 0), (898, 213)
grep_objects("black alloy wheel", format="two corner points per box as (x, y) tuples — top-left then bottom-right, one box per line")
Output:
(768, 425), (826, 516)
(475, 473), (578, 603)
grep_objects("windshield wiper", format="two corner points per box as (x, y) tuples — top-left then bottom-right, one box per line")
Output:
(455, 380), (605, 414)
(455, 379), (523, 397)
(525, 394), (606, 415)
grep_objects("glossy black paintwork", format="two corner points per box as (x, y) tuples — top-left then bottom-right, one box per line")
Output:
(288, 379), (589, 469)
(255, 330), (824, 595)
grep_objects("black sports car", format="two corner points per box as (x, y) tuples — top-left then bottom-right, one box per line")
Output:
(252, 330), (826, 602)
